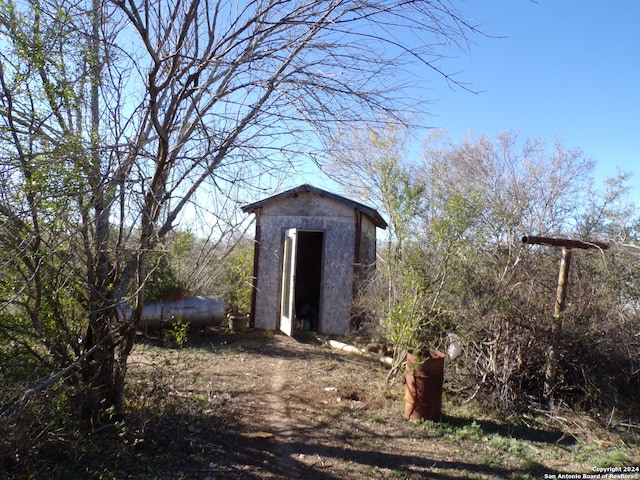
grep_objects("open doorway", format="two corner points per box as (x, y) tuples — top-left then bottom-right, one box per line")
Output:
(280, 229), (324, 335)
(294, 231), (323, 332)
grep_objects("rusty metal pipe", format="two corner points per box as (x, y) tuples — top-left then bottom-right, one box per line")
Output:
(522, 235), (609, 250)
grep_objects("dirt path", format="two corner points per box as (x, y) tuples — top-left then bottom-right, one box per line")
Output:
(11, 328), (635, 479)
(262, 355), (301, 476)
(123, 329), (625, 479)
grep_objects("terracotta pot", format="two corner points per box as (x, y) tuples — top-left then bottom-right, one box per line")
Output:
(228, 314), (250, 333)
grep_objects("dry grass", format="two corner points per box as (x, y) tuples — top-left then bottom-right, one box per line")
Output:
(2, 327), (638, 479)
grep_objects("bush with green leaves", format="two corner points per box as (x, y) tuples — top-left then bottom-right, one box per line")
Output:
(219, 241), (254, 314)
(145, 254), (188, 303)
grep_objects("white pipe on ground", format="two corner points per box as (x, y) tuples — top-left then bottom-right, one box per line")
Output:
(327, 339), (393, 368)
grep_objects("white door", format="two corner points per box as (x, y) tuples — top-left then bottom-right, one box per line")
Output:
(280, 228), (298, 336)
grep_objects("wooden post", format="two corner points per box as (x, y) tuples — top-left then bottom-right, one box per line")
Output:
(544, 247), (571, 399)
(522, 236), (608, 402)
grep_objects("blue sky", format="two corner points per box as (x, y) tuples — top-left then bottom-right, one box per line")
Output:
(423, 0), (639, 186)
(294, 1), (639, 201)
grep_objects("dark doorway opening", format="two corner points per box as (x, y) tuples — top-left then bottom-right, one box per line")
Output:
(294, 231), (323, 332)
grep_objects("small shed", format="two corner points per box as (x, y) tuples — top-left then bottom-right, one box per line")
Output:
(241, 184), (387, 336)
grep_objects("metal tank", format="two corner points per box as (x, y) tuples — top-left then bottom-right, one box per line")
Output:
(138, 296), (225, 329)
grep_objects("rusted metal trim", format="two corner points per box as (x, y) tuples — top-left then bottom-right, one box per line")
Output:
(351, 210), (363, 331)
(249, 210), (261, 328)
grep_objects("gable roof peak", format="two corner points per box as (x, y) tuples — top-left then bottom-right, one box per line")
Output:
(241, 183), (387, 229)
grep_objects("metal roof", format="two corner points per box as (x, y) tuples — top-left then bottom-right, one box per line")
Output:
(241, 184), (387, 229)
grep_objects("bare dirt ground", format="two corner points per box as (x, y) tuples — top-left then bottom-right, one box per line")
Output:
(122, 327), (638, 479)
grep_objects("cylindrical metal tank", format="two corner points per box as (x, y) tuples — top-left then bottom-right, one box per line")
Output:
(139, 296), (225, 328)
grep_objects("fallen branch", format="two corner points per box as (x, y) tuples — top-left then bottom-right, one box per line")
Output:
(327, 339), (393, 368)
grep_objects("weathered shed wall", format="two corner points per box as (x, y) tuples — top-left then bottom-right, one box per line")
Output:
(253, 192), (357, 335)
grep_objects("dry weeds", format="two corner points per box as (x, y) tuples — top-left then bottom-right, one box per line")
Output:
(117, 328), (638, 479)
(4, 327), (637, 479)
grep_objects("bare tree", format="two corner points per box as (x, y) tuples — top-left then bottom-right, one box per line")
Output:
(325, 120), (429, 377)
(0, 0), (481, 422)
(417, 132), (639, 412)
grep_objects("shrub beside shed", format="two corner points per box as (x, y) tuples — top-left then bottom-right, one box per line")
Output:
(241, 184), (387, 336)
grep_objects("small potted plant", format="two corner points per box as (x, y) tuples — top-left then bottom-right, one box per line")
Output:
(223, 245), (253, 333)
(226, 287), (251, 332)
